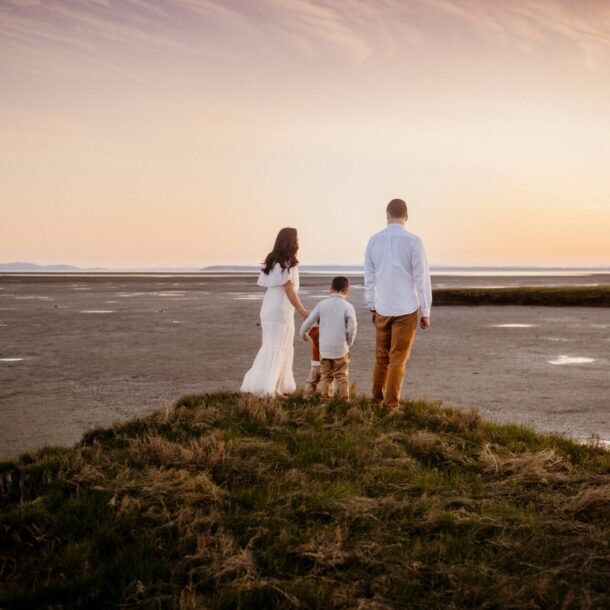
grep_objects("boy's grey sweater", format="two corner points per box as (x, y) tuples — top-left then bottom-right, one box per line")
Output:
(300, 294), (357, 359)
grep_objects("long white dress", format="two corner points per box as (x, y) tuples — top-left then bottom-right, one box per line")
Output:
(240, 263), (299, 396)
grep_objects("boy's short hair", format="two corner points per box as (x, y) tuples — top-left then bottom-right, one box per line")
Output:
(386, 198), (408, 218)
(331, 276), (349, 293)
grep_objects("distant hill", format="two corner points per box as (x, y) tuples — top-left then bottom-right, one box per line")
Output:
(0, 262), (80, 271)
(201, 265), (365, 273)
(201, 264), (610, 274)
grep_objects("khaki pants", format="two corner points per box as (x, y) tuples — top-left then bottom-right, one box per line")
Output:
(318, 355), (350, 401)
(304, 365), (321, 398)
(372, 311), (418, 408)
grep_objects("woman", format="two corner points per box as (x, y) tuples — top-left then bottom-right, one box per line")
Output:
(241, 227), (308, 396)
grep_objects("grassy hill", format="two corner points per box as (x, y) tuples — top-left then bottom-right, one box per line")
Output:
(1, 392), (609, 609)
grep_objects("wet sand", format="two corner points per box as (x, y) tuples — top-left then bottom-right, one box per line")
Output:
(1, 273), (609, 459)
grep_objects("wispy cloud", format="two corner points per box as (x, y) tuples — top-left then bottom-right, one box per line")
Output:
(2, 0), (610, 77)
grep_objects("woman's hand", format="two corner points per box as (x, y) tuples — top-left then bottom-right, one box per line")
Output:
(300, 308), (310, 319)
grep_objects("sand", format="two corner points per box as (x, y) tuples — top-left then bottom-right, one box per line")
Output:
(0, 273), (609, 460)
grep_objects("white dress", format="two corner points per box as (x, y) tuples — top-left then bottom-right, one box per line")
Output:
(240, 263), (299, 396)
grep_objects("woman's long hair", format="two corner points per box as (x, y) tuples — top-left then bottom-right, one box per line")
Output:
(262, 227), (299, 274)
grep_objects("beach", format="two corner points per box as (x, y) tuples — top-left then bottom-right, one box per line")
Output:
(0, 272), (609, 460)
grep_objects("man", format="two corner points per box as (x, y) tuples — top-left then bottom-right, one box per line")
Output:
(364, 198), (432, 409)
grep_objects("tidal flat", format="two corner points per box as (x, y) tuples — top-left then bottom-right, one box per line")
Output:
(0, 273), (609, 459)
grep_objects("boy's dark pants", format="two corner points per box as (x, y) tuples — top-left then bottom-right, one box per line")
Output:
(372, 311), (418, 408)
(318, 355), (350, 401)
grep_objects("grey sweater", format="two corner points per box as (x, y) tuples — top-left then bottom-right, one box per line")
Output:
(300, 294), (357, 359)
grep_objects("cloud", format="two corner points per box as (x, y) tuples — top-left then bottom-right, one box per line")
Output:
(1, 0), (610, 78)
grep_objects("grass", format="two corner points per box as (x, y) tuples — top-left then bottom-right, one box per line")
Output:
(432, 285), (610, 306)
(1, 392), (609, 609)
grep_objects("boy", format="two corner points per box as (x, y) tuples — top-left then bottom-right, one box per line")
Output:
(300, 276), (357, 402)
(304, 324), (321, 398)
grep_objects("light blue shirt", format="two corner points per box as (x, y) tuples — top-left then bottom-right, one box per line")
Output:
(364, 223), (432, 317)
(300, 294), (357, 359)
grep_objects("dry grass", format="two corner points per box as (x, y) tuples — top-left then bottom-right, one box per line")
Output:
(1, 391), (609, 609)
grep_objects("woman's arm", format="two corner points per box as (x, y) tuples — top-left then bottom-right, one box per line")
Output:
(283, 280), (308, 318)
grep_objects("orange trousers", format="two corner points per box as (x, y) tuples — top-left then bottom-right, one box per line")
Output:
(372, 311), (418, 408)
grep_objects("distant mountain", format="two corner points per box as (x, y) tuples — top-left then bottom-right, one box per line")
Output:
(201, 264), (610, 274)
(0, 262), (80, 271)
(201, 265), (365, 273)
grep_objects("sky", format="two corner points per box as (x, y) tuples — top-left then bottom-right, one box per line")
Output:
(1, 0), (609, 268)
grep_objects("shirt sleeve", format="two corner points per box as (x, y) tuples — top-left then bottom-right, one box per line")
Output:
(299, 303), (320, 340)
(290, 264), (299, 287)
(364, 237), (376, 311)
(345, 303), (357, 347)
(411, 237), (432, 317)
(257, 263), (292, 288)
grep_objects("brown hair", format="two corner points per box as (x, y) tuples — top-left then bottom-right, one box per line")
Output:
(262, 227), (299, 274)
(386, 198), (408, 219)
(331, 276), (349, 293)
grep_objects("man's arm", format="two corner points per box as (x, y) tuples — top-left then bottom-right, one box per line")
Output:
(299, 304), (320, 340)
(364, 237), (376, 318)
(345, 303), (357, 347)
(412, 237), (432, 329)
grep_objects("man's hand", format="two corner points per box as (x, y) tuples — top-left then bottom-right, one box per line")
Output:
(420, 316), (430, 330)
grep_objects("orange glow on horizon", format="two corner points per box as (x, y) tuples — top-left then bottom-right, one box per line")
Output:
(1, 1), (609, 267)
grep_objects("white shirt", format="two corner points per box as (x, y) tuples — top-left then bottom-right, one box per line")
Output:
(300, 294), (357, 359)
(364, 223), (432, 317)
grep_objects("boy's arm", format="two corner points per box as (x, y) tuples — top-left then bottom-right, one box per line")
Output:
(345, 303), (357, 347)
(299, 304), (320, 340)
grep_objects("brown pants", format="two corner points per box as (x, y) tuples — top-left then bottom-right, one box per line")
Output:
(372, 311), (418, 408)
(318, 355), (350, 401)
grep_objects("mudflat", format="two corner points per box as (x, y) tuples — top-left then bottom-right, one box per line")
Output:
(0, 273), (609, 459)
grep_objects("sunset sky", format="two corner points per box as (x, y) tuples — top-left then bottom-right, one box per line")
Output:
(1, 0), (609, 267)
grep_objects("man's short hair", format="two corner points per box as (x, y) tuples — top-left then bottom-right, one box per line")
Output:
(331, 276), (349, 293)
(386, 198), (408, 218)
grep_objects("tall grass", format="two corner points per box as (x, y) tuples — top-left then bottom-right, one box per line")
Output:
(1, 392), (609, 608)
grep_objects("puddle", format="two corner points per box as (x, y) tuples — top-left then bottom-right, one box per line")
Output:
(545, 337), (568, 342)
(233, 295), (264, 300)
(492, 324), (534, 328)
(0, 358), (23, 362)
(117, 292), (149, 298)
(157, 292), (187, 297)
(171, 320), (181, 324)
(548, 355), (596, 365)
(106, 300), (118, 304)
(0, 323), (7, 327)
(14, 296), (53, 301)
(80, 310), (115, 314)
